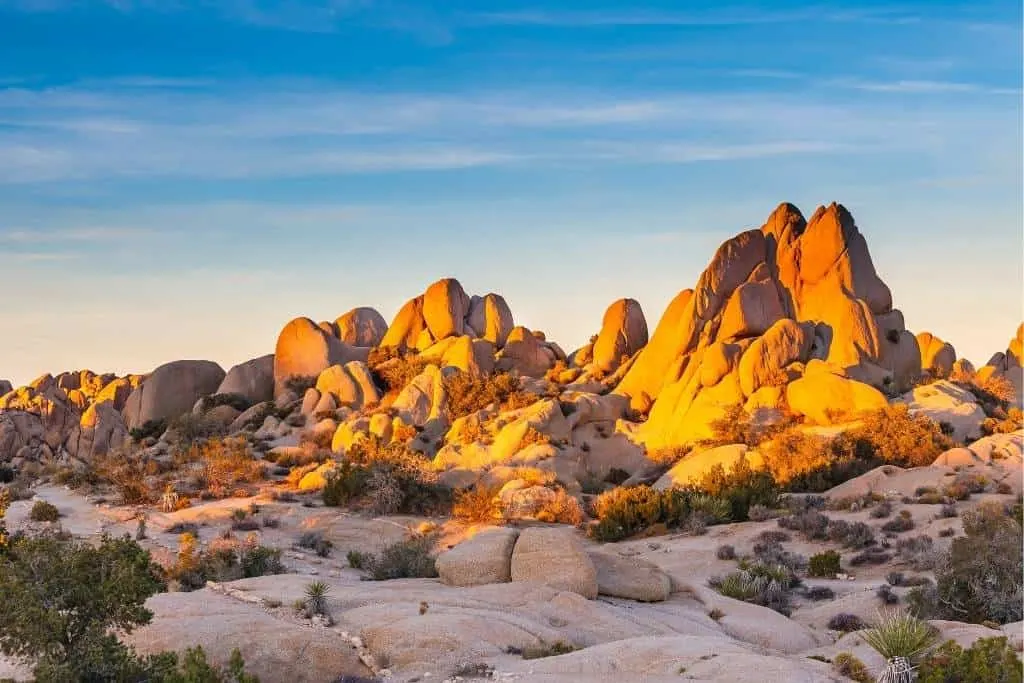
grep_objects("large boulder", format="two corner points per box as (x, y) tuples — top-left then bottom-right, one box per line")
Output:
(0, 380), (12, 397)
(786, 365), (888, 424)
(0, 384), (78, 451)
(589, 552), (671, 602)
(380, 296), (431, 351)
(422, 277), (471, 341)
(437, 527), (519, 587)
(315, 361), (380, 410)
(510, 527), (597, 599)
(67, 401), (128, 460)
(897, 380), (985, 442)
(917, 332), (956, 378)
(335, 307), (388, 347)
(217, 354), (274, 404)
(977, 324), (1024, 408)
(122, 360), (225, 430)
(466, 293), (514, 347)
(0, 411), (44, 461)
(592, 298), (649, 373)
(496, 327), (554, 378)
(273, 317), (366, 397)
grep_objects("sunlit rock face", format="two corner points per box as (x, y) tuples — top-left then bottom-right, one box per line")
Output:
(614, 202), (923, 448)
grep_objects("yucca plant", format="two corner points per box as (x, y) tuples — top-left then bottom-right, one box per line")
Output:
(304, 580), (330, 616)
(862, 609), (938, 682)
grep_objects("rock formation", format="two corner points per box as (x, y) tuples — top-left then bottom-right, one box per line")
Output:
(122, 360), (226, 430)
(334, 307), (388, 347)
(917, 332), (956, 378)
(977, 323), (1024, 408)
(217, 355), (275, 404)
(615, 202), (922, 448)
(273, 317), (368, 397)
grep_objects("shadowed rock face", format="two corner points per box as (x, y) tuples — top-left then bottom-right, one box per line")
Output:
(122, 359), (226, 430)
(614, 202), (921, 447)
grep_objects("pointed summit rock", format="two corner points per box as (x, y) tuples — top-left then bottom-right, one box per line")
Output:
(615, 202), (922, 448)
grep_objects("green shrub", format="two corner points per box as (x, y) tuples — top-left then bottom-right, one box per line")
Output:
(0, 533), (165, 680)
(862, 610), (938, 664)
(169, 534), (284, 590)
(323, 441), (451, 515)
(443, 371), (535, 420)
(28, 500), (60, 523)
(589, 486), (692, 542)
(828, 613), (866, 633)
(303, 581), (330, 617)
(130, 418), (167, 442)
(918, 637), (1023, 683)
(833, 652), (872, 683)
(710, 560), (799, 615)
(698, 456), (780, 521)
(144, 646), (260, 683)
(354, 536), (438, 581)
(931, 503), (1023, 624)
(297, 531), (333, 557)
(808, 550), (842, 578)
(517, 641), (579, 660)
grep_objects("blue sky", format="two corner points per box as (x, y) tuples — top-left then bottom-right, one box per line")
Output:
(0, 0), (1020, 385)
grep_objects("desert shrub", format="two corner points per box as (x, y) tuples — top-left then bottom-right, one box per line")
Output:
(847, 405), (955, 468)
(777, 510), (830, 540)
(714, 559), (800, 613)
(887, 572), (905, 586)
(206, 392), (252, 412)
(980, 407), (1024, 436)
(862, 610), (938, 672)
(168, 532), (284, 590)
(369, 351), (429, 394)
(534, 488), (584, 526)
(716, 544), (736, 561)
(322, 441), (450, 515)
(871, 500), (894, 518)
(452, 484), (501, 524)
(283, 375), (317, 396)
(645, 445), (689, 467)
(917, 636), (1023, 683)
(747, 504), (775, 522)
(895, 535), (940, 571)
(758, 530), (790, 544)
(297, 531), (333, 557)
(925, 503), (1023, 624)
(322, 460), (371, 507)
(697, 456), (780, 521)
(828, 613), (866, 633)
(588, 486), (691, 542)
(882, 510), (915, 534)
(833, 652), (872, 683)
(876, 584), (899, 605)
(302, 580), (330, 617)
(0, 532), (165, 681)
(91, 448), (156, 505)
(130, 418), (167, 442)
(702, 403), (759, 447)
(518, 641), (579, 660)
(180, 437), (263, 498)
(144, 646), (260, 683)
(346, 550), (367, 569)
(518, 426), (551, 449)
(752, 540), (806, 572)
(943, 473), (988, 501)
(826, 520), (875, 548)
(355, 535), (438, 581)
(938, 504), (958, 518)
(952, 365), (1016, 414)
(805, 585), (836, 601)
(28, 500), (60, 523)
(761, 430), (862, 489)
(808, 550), (842, 578)
(849, 547), (891, 566)
(443, 371), (535, 420)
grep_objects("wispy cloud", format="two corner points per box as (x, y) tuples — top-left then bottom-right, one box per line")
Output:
(834, 79), (1020, 95)
(0, 226), (153, 241)
(464, 6), (920, 28)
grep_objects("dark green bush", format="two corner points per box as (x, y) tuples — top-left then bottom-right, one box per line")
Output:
(808, 550), (842, 578)
(28, 500), (60, 523)
(355, 536), (438, 581)
(918, 637), (1022, 683)
(588, 486), (693, 542)
(130, 418), (167, 442)
(699, 456), (780, 521)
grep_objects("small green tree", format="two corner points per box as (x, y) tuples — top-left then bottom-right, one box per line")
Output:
(0, 532), (164, 681)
